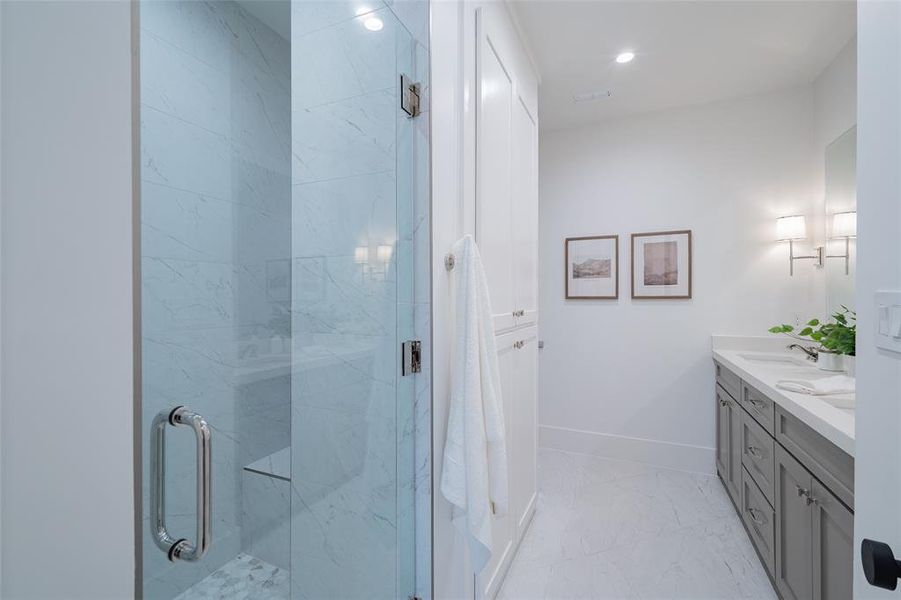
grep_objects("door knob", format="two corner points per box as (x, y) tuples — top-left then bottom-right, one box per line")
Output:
(861, 538), (901, 590)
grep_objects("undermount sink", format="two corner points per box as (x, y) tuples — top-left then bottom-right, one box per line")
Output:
(737, 352), (811, 367)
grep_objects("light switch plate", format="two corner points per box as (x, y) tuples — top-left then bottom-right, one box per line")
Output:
(875, 291), (901, 353)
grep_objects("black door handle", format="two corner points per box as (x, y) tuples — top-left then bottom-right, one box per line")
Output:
(862, 539), (901, 590)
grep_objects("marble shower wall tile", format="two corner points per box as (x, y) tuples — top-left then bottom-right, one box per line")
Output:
(292, 89), (396, 184)
(291, 171), (397, 258)
(291, 6), (396, 110)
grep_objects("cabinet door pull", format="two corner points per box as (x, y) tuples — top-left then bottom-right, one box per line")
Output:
(746, 446), (764, 459)
(747, 397), (766, 408)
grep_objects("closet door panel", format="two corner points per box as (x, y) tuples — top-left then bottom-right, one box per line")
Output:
(476, 331), (517, 599)
(512, 327), (538, 531)
(475, 10), (515, 332)
(511, 95), (538, 328)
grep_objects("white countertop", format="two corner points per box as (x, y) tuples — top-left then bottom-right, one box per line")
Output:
(712, 336), (855, 457)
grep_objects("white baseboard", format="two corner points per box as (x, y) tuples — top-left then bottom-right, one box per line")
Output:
(539, 425), (716, 474)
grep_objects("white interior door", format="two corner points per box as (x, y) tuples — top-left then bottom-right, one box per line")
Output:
(511, 95), (539, 328)
(853, 2), (901, 597)
(475, 8), (515, 333)
(512, 328), (538, 531)
(476, 330), (517, 599)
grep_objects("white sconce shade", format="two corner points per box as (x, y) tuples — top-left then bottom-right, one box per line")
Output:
(377, 244), (393, 262)
(831, 211), (857, 238)
(354, 246), (369, 264)
(776, 215), (807, 241)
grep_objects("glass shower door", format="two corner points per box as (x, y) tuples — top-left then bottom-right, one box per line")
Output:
(288, 3), (419, 599)
(138, 1), (425, 599)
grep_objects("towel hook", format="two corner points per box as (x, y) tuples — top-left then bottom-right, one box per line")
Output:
(445, 253), (456, 271)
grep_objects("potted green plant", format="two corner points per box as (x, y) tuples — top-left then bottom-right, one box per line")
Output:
(769, 306), (856, 374)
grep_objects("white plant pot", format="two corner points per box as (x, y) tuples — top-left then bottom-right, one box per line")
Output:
(844, 355), (856, 377)
(818, 352), (844, 372)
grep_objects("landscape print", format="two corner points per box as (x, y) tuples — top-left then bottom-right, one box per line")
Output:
(643, 241), (678, 285)
(631, 230), (692, 299)
(565, 235), (618, 298)
(573, 257), (611, 279)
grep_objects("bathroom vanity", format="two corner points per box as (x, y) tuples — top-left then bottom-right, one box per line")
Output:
(712, 341), (854, 599)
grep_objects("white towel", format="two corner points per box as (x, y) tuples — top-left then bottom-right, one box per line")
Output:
(441, 234), (508, 574)
(776, 375), (856, 396)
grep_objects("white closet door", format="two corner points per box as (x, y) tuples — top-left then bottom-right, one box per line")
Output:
(475, 9), (515, 333)
(477, 330), (517, 599)
(512, 327), (539, 531)
(511, 95), (539, 328)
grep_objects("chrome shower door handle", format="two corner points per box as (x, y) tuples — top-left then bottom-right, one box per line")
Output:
(150, 406), (212, 562)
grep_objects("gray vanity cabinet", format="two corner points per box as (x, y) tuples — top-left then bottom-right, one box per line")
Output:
(811, 479), (853, 600)
(715, 360), (854, 600)
(775, 444), (814, 600)
(715, 383), (742, 505)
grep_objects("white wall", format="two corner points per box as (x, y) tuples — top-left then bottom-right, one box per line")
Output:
(1, 2), (135, 597)
(814, 37), (857, 159)
(538, 88), (825, 472)
(853, 2), (901, 595)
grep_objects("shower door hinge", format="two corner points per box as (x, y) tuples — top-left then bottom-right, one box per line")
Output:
(402, 340), (422, 376)
(401, 74), (421, 118)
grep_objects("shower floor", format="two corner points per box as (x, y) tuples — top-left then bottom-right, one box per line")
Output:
(174, 554), (288, 600)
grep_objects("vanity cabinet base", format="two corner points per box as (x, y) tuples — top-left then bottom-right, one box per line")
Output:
(714, 360), (853, 600)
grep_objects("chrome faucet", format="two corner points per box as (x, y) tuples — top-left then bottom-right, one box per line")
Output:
(787, 344), (819, 362)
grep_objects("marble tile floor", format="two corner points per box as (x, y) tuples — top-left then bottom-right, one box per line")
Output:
(498, 448), (777, 600)
(173, 553), (288, 600)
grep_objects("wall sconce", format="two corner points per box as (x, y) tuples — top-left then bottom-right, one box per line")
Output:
(354, 243), (394, 280)
(776, 215), (823, 276)
(826, 211), (856, 275)
(376, 244), (393, 263)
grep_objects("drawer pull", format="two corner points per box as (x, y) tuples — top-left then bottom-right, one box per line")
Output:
(796, 485), (809, 497)
(747, 507), (768, 526)
(747, 397), (766, 408)
(806, 495), (819, 506)
(746, 446), (764, 459)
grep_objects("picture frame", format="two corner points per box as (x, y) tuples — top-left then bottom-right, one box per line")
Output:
(565, 235), (619, 299)
(631, 230), (692, 299)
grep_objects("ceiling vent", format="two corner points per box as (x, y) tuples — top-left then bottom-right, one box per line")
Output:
(572, 89), (612, 103)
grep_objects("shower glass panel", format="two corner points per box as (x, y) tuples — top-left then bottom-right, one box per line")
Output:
(138, 1), (429, 598)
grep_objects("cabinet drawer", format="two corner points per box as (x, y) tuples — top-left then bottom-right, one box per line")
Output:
(715, 361), (741, 400)
(775, 406), (854, 510)
(741, 466), (775, 577)
(740, 381), (775, 434)
(741, 410), (775, 505)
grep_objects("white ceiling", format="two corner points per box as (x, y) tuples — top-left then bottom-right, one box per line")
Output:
(510, 0), (856, 131)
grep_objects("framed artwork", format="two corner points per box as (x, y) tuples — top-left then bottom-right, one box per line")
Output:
(631, 230), (692, 299)
(565, 235), (619, 299)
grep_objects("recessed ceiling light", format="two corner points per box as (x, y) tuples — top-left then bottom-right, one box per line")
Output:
(364, 16), (384, 31)
(615, 51), (635, 64)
